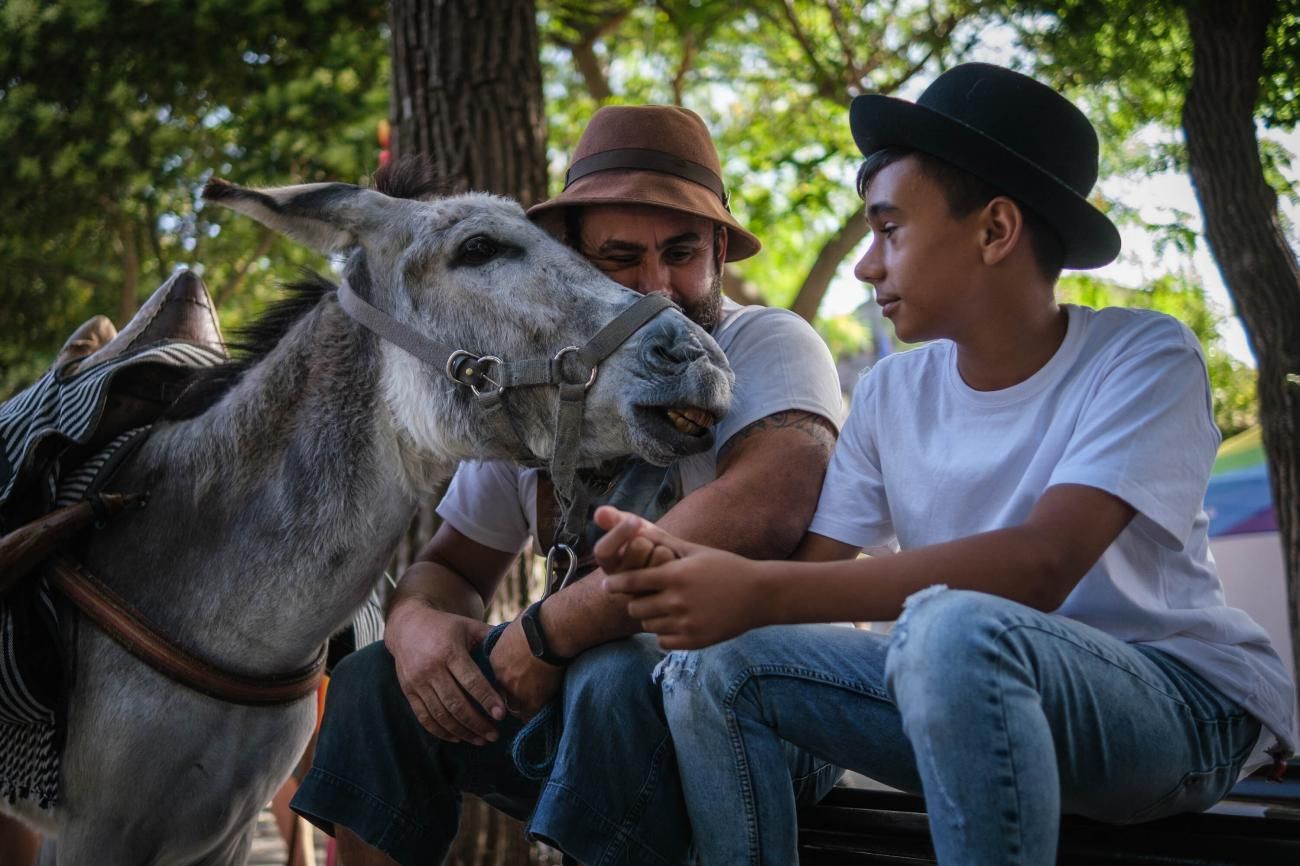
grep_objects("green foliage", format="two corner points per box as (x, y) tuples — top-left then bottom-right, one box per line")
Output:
(539, 1), (991, 308)
(0, 0), (388, 397)
(1057, 273), (1258, 437)
(815, 311), (871, 359)
(3, 0), (1279, 444)
(1261, 3), (1300, 128)
(1005, 0), (1299, 240)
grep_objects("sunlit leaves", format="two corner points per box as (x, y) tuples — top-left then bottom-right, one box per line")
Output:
(0, 0), (389, 395)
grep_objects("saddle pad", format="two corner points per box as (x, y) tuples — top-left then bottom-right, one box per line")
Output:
(0, 340), (225, 512)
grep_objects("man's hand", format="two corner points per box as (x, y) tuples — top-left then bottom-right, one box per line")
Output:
(385, 599), (506, 745)
(594, 506), (770, 649)
(487, 618), (564, 719)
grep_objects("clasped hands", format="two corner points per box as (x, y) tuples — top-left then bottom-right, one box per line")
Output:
(391, 507), (765, 745)
(592, 505), (768, 650)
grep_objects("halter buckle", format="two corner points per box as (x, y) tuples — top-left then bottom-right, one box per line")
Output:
(552, 346), (598, 390)
(446, 350), (503, 396)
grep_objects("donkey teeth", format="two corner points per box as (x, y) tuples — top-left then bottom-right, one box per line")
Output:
(666, 408), (715, 436)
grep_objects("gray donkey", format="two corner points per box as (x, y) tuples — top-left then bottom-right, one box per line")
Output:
(6, 171), (732, 864)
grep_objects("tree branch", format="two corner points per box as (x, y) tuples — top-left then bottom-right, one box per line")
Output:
(671, 33), (698, 105)
(826, 0), (860, 88)
(213, 226), (276, 308)
(570, 39), (613, 101)
(723, 265), (766, 307)
(553, 6), (629, 102)
(789, 203), (870, 321)
(768, 0), (840, 102)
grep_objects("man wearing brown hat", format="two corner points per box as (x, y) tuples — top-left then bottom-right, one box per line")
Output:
(291, 105), (844, 866)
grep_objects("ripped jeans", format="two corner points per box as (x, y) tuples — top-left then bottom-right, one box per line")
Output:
(659, 590), (1262, 866)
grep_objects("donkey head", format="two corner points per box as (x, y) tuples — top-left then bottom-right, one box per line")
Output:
(202, 177), (734, 476)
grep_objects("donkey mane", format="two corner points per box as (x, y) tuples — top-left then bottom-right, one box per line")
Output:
(371, 156), (447, 200)
(165, 272), (335, 420)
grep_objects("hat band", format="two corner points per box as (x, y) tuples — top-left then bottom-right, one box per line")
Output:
(565, 148), (728, 206)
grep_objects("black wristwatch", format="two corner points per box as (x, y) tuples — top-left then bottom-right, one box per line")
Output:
(520, 598), (572, 666)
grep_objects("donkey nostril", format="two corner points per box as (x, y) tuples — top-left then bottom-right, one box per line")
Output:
(645, 333), (698, 372)
(640, 317), (708, 374)
(653, 343), (680, 365)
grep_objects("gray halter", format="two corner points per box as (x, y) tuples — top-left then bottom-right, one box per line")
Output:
(336, 282), (674, 591)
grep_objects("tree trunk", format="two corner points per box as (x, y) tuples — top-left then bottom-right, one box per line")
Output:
(1182, 0), (1300, 707)
(388, 0), (547, 206)
(387, 1), (553, 861)
(385, 0), (547, 598)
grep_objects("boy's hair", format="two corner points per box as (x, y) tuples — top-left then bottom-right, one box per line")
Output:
(856, 147), (1066, 283)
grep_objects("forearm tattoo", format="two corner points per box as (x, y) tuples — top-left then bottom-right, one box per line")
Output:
(717, 409), (838, 464)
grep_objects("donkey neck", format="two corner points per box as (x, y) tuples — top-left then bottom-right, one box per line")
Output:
(93, 297), (442, 675)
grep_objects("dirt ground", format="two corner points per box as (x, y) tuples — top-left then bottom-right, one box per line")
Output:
(248, 805), (328, 866)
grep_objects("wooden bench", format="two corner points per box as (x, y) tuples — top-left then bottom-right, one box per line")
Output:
(798, 761), (1300, 865)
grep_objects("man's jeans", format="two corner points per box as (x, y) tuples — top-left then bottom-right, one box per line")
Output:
(293, 626), (839, 865)
(659, 589), (1262, 866)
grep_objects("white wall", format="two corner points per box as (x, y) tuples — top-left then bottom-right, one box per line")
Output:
(1212, 532), (1300, 744)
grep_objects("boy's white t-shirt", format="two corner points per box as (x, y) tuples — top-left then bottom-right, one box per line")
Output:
(810, 304), (1295, 769)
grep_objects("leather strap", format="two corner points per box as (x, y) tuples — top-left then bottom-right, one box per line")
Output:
(336, 281), (457, 369)
(47, 556), (325, 706)
(578, 294), (674, 369)
(565, 148), (728, 204)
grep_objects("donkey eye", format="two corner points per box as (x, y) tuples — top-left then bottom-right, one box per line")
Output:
(457, 235), (499, 266)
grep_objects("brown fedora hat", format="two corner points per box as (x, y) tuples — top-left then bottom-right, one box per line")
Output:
(527, 105), (761, 261)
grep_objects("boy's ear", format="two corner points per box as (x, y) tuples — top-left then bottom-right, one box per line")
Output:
(979, 197), (1024, 267)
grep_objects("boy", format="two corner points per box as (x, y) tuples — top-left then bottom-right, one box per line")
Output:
(592, 63), (1295, 865)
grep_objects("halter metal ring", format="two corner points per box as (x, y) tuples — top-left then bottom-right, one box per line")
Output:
(552, 346), (598, 390)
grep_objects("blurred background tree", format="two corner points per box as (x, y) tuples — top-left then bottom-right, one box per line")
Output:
(0, 0), (388, 394)
(4, 0), (1285, 442)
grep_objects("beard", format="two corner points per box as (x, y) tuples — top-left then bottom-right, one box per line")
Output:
(683, 265), (724, 331)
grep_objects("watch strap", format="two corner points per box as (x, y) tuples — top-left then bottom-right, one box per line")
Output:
(522, 599), (571, 666)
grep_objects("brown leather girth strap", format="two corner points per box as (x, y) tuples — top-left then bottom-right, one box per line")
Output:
(46, 555), (325, 706)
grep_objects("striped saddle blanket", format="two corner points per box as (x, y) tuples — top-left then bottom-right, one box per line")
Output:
(0, 340), (223, 807)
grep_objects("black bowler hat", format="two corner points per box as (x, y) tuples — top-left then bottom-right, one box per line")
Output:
(850, 63), (1121, 269)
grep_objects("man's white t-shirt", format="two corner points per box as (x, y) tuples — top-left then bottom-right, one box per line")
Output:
(810, 304), (1295, 770)
(440, 297), (843, 556)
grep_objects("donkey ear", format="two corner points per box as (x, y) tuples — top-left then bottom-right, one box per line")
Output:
(202, 179), (390, 254)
